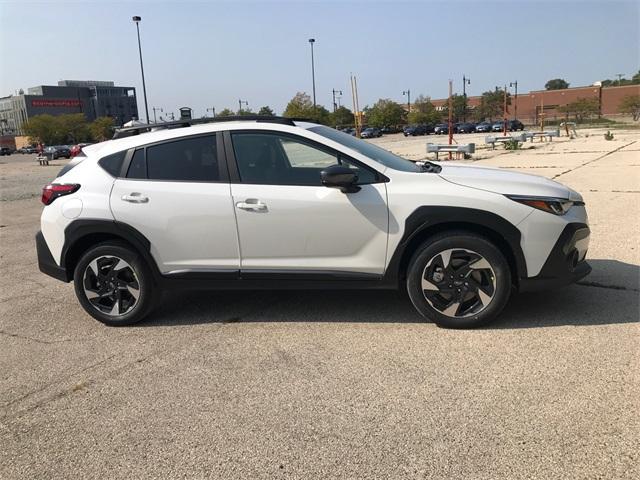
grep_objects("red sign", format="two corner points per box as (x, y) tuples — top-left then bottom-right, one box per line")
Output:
(31, 99), (82, 108)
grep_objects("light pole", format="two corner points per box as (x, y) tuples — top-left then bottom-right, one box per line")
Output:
(238, 99), (248, 114)
(402, 90), (411, 113)
(615, 73), (624, 85)
(462, 75), (470, 122)
(132, 16), (150, 124)
(207, 107), (216, 118)
(308, 38), (316, 112)
(510, 80), (518, 120)
(332, 89), (342, 113)
(152, 106), (163, 123)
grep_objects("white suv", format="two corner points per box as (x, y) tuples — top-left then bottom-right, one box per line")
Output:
(36, 117), (591, 328)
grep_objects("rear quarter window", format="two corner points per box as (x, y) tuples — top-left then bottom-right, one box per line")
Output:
(98, 151), (127, 177)
(57, 157), (85, 177)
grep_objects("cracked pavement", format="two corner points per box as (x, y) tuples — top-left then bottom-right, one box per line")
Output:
(1, 128), (639, 479)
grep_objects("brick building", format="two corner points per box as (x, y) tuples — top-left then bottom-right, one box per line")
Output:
(428, 84), (639, 124)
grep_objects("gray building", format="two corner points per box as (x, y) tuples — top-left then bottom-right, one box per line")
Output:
(0, 80), (138, 135)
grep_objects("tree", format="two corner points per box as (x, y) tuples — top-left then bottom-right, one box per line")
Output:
(282, 92), (330, 124)
(237, 108), (254, 116)
(619, 94), (640, 121)
(557, 97), (600, 122)
(474, 89), (511, 121)
(258, 106), (275, 116)
(329, 106), (354, 127)
(58, 113), (91, 143)
(22, 114), (62, 144)
(601, 71), (640, 87)
(545, 78), (570, 90)
(364, 99), (405, 128)
(440, 94), (468, 122)
(407, 95), (440, 125)
(89, 117), (115, 141)
(217, 108), (235, 117)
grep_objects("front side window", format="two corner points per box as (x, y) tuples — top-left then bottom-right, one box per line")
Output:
(231, 132), (377, 186)
(126, 135), (219, 181)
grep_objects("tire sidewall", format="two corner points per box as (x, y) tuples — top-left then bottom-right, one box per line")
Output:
(407, 233), (512, 328)
(73, 243), (155, 326)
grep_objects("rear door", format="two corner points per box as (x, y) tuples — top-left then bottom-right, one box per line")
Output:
(110, 133), (239, 273)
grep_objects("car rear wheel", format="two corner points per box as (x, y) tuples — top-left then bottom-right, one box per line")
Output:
(73, 242), (157, 326)
(406, 232), (511, 328)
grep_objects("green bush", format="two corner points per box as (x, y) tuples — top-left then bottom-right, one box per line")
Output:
(503, 139), (521, 150)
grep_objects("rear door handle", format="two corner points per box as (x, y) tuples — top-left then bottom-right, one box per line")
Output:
(121, 192), (149, 203)
(236, 199), (267, 211)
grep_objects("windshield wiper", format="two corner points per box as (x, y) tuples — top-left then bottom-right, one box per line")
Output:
(416, 161), (442, 173)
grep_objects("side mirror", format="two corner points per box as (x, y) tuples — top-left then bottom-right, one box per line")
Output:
(320, 165), (360, 193)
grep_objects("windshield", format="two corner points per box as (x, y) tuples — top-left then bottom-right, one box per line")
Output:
(308, 125), (421, 172)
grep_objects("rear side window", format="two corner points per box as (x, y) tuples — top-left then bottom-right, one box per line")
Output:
(98, 151), (126, 177)
(57, 157), (84, 177)
(146, 135), (218, 181)
(127, 149), (146, 179)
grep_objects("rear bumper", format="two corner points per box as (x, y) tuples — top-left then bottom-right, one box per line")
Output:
(36, 231), (70, 282)
(519, 223), (591, 292)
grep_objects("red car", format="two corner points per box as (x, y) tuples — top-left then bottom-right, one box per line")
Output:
(70, 143), (93, 157)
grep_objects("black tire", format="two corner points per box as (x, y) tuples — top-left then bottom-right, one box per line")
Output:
(73, 241), (157, 326)
(406, 231), (511, 328)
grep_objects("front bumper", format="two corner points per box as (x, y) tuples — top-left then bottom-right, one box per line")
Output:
(36, 231), (70, 282)
(519, 223), (591, 292)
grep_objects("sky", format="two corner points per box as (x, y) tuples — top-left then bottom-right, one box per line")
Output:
(1, 0), (638, 121)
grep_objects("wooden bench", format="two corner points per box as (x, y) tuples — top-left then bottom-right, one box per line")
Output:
(426, 143), (475, 160)
(36, 155), (50, 166)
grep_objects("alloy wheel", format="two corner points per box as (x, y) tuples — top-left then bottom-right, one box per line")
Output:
(421, 248), (496, 318)
(83, 256), (140, 316)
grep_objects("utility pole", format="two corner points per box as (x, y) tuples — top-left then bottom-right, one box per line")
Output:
(503, 84), (508, 136)
(308, 38), (316, 112)
(207, 107), (216, 118)
(615, 73), (624, 85)
(238, 99), (248, 114)
(462, 75), (470, 122)
(510, 80), (518, 120)
(402, 90), (411, 113)
(350, 74), (361, 137)
(152, 106), (163, 123)
(332, 89), (342, 113)
(448, 80), (453, 159)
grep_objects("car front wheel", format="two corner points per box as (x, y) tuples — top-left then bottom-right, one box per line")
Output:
(73, 242), (157, 326)
(406, 232), (511, 328)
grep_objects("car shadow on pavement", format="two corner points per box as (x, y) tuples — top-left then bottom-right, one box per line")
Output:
(142, 259), (639, 329)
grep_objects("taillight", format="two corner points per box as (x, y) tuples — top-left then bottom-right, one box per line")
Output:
(41, 183), (80, 205)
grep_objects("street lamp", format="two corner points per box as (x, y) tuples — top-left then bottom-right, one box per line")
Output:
(238, 99), (248, 114)
(207, 107), (216, 118)
(402, 90), (411, 113)
(152, 106), (163, 123)
(308, 38), (316, 111)
(462, 75), (471, 122)
(510, 80), (518, 120)
(332, 89), (342, 113)
(132, 16), (150, 124)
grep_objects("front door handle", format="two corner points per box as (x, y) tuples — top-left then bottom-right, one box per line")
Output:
(121, 192), (149, 203)
(236, 199), (267, 212)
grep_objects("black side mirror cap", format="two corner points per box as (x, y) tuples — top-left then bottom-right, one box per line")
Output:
(320, 165), (360, 193)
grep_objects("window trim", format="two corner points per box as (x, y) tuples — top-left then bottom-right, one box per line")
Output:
(223, 129), (387, 187)
(119, 132), (227, 182)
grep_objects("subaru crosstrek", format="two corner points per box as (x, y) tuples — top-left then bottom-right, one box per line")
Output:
(36, 116), (591, 328)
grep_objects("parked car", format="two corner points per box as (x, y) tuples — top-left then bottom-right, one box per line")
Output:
(44, 146), (72, 160)
(434, 123), (449, 135)
(36, 116), (591, 328)
(17, 146), (37, 154)
(403, 124), (428, 136)
(475, 122), (493, 133)
(0, 147), (13, 156)
(361, 127), (382, 139)
(507, 119), (525, 131)
(381, 126), (402, 134)
(491, 121), (507, 132)
(456, 123), (476, 134)
(70, 143), (93, 158)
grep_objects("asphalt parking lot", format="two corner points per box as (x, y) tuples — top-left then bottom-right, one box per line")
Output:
(1, 129), (639, 479)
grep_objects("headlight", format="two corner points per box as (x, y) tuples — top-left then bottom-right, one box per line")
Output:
(506, 195), (584, 215)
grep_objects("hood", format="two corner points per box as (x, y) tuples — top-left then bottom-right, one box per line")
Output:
(437, 163), (575, 199)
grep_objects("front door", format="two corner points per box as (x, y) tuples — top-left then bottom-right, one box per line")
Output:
(228, 131), (388, 275)
(110, 133), (239, 273)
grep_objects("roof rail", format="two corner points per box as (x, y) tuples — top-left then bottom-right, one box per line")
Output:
(112, 115), (298, 139)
